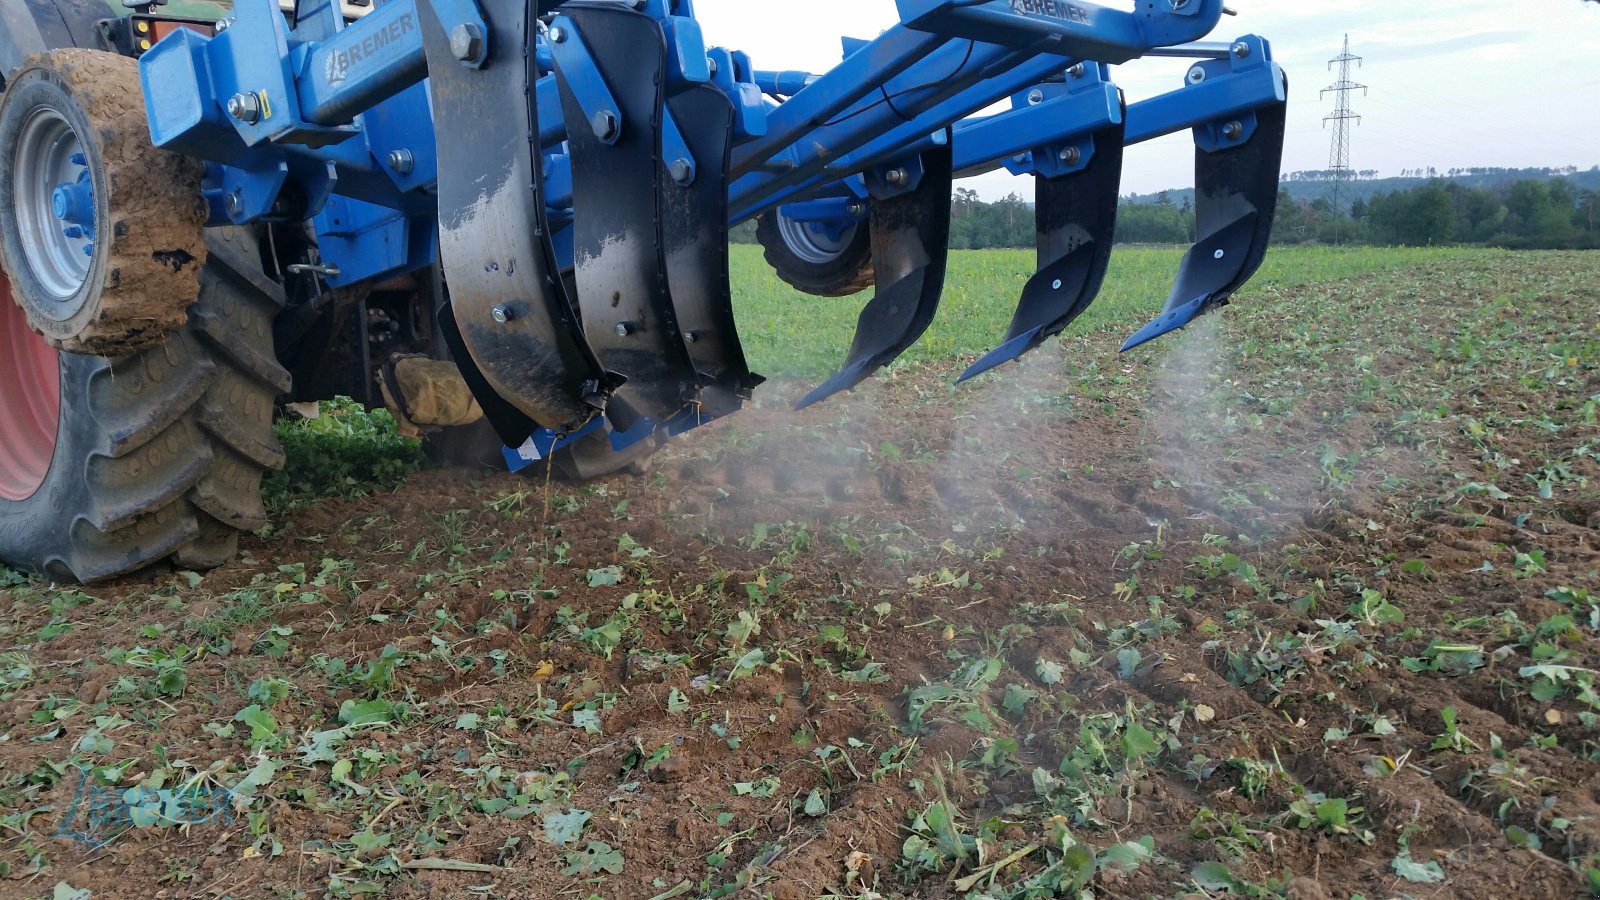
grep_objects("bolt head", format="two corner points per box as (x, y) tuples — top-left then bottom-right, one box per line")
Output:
(1059, 146), (1082, 165)
(885, 168), (909, 187)
(1026, 88), (1044, 105)
(449, 23), (484, 62)
(549, 26), (566, 43)
(1231, 41), (1250, 58)
(684, 331), (699, 344)
(591, 110), (619, 142)
(62, 225), (84, 240)
(669, 158), (693, 184)
(1222, 120), (1243, 140)
(226, 92), (261, 124)
(847, 202), (866, 218)
(614, 322), (633, 337)
(1068, 63), (1085, 79)
(1186, 66), (1205, 85)
(386, 148), (414, 175)
(224, 192), (243, 216)
(491, 305), (513, 324)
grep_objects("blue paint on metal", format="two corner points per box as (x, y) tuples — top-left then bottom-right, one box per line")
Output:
(1120, 294), (1207, 352)
(547, 15), (625, 146)
(501, 417), (607, 474)
(51, 175), (94, 235)
(134, 0), (1288, 469)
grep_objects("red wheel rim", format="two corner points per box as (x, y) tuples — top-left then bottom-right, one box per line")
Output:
(0, 270), (61, 501)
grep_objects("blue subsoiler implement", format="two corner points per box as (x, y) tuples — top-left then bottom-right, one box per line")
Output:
(0, 0), (1284, 580)
(140, 0), (1285, 453)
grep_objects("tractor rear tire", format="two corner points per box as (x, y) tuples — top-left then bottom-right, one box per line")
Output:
(0, 227), (289, 583)
(755, 209), (875, 297)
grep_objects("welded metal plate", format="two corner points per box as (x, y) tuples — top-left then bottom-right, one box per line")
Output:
(554, 3), (700, 422)
(961, 118), (1124, 382)
(420, 0), (613, 433)
(797, 141), (953, 409)
(661, 84), (762, 419)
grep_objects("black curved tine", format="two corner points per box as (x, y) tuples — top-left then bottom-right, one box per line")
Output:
(662, 84), (764, 422)
(960, 117), (1125, 383)
(796, 140), (954, 410)
(419, 0), (617, 434)
(552, 4), (702, 423)
(1122, 91), (1287, 351)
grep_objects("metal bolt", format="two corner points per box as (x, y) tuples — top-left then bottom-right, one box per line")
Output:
(1026, 88), (1044, 105)
(226, 92), (261, 124)
(1213, 249), (1226, 259)
(614, 322), (634, 337)
(386, 148), (414, 175)
(707, 57), (718, 76)
(224, 192), (242, 217)
(214, 16), (232, 31)
(68, 152), (86, 167)
(449, 23), (484, 62)
(1186, 66), (1206, 85)
(62, 226), (84, 239)
(846, 201), (866, 218)
(1068, 63), (1085, 79)
(1059, 145), (1081, 165)
(591, 109), (619, 141)
(1221, 120), (1243, 140)
(549, 26), (566, 43)
(684, 331), (699, 344)
(491, 305), (514, 324)
(1231, 41), (1250, 58)
(669, 158), (693, 184)
(885, 168), (909, 187)
(1012, 154), (1028, 164)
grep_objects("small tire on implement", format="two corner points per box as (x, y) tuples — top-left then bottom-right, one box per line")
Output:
(755, 208), (875, 297)
(0, 227), (289, 583)
(0, 49), (207, 355)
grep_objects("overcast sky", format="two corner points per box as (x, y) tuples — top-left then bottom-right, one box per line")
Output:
(693, 0), (1600, 199)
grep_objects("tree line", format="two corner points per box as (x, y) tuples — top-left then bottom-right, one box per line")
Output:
(1274, 178), (1600, 248)
(731, 176), (1599, 250)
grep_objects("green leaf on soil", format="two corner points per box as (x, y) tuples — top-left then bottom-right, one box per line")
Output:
(543, 808), (591, 846)
(561, 841), (624, 876)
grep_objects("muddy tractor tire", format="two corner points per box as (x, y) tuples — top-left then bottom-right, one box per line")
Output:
(0, 49), (207, 355)
(755, 208), (875, 297)
(0, 228), (288, 582)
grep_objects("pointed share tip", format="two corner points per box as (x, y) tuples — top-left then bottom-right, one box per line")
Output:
(795, 358), (876, 410)
(957, 327), (1046, 384)
(1120, 296), (1209, 353)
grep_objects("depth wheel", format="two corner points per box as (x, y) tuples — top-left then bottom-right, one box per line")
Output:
(755, 208), (875, 297)
(0, 228), (289, 583)
(0, 49), (206, 355)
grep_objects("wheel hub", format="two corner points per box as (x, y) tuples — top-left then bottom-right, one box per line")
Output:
(776, 211), (859, 265)
(13, 108), (95, 314)
(0, 271), (61, 501)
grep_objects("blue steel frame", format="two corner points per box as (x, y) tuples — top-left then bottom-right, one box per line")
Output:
(135, 0), (1284, 456)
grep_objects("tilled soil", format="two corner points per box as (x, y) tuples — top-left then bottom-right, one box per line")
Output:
(1, 252), (1597, 899)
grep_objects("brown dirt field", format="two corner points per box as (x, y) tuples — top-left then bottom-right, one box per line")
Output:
(2, 252), (1598, 899)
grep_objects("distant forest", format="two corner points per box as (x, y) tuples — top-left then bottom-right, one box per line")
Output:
(732, 169), (1600, 251)
(950, 175), (1599, 249)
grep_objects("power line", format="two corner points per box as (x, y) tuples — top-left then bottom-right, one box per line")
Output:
(1321, 34), (1366, 232)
